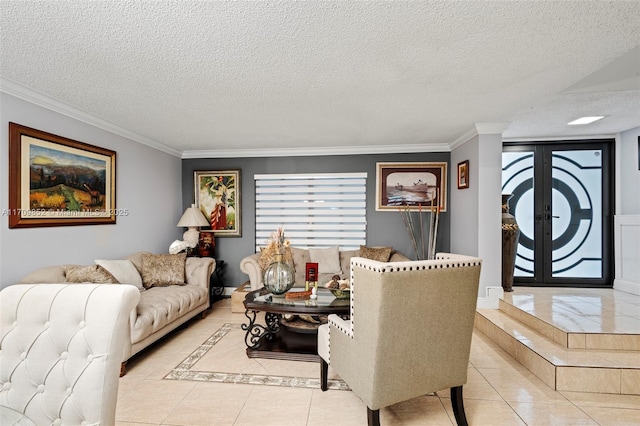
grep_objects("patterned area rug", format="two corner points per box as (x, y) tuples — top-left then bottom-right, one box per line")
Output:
(164, 323), (350, 391)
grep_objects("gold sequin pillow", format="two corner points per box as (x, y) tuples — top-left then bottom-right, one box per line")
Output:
(359, 246), (393, 262)
(141, 253), (187, 288)
(66, 265), (118, 283)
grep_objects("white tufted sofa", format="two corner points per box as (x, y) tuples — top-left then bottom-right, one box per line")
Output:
(16, 252), (215, 376)
(0, 283), (140, 426)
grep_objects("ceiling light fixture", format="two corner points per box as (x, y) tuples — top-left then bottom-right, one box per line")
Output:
(568, 116), (605, 125)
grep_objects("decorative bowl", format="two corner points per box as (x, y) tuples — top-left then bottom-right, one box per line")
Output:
(330, 288), (351, 299)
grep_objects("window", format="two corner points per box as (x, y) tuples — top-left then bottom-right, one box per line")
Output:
(254, 173), (367, 250)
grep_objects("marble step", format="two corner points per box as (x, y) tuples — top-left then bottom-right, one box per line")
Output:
(475, 309), (640, 395)
(498, 298), (640, 351)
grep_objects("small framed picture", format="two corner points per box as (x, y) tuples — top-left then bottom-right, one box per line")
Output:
(457, 160), (469, 189)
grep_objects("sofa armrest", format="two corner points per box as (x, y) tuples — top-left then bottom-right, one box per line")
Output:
(185, 257), (215, 289)
(240, 252), (263, 291)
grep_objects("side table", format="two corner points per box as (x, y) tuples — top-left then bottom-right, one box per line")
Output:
(184, 250), (224, 306)
(210, 259), (225, 304)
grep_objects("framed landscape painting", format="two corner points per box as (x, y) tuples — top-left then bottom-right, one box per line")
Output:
(376, 162), (447, 212)
(194, 170), (241, 237)
(8, 123), (117, 228)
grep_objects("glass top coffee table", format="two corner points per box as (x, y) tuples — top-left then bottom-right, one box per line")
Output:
(242, 287), (350, 362)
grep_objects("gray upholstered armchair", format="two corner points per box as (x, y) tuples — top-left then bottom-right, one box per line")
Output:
(1, 284), (140, 425)
(317, 253), (482, 426)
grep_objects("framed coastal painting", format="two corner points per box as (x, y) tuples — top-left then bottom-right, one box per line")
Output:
(376, 162), (447, 212)
(194, 170), (241, 237)
(8, 122), (117, 228)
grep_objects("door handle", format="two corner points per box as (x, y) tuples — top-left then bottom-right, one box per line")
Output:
(544, 214), (560, 220)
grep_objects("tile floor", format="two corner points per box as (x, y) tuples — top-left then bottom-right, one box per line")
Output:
(115, 290), (640, 425)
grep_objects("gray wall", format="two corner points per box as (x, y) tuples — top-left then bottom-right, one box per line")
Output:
(0, 93), (184, 287)
(450, 133), (503, 298)
(450, 137), (480, 255)
(617, 126), (640, 215)
(182, 152), (451, 288)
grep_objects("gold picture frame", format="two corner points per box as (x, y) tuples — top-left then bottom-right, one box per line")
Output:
(376, 162), (447, 212)
(194, 170), (241, 237)
(8, 123), (117, 228)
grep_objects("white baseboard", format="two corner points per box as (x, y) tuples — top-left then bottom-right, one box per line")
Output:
(614, 279), (640, 296)
(476, 286), (504, 309)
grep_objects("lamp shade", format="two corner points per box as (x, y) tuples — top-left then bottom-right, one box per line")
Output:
(177, 204), (209, 247)
(177, 204), (209, 227)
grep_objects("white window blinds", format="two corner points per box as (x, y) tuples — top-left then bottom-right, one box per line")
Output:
(254, 173), (367, 251)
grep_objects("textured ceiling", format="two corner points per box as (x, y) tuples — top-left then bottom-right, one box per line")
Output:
(1, 1), (639, 157)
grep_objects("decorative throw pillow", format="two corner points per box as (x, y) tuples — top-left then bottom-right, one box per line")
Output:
(141, 253), (187, 288)
(309, 246), (342, 274)
(359, 246), (393, 262)
(19, 265), (69, 283)
(95, 259), (144, 291)
(66, 265), (118, 284)
(126, 252), (151, 275)
(259, 245), (294, 272)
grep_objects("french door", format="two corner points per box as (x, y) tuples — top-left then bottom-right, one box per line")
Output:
(502, 140), (614, 287)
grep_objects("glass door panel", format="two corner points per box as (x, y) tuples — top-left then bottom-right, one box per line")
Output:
(502, 141), (613, 287)
(502, 151), (535, 278)
(551, 150), (602, 278)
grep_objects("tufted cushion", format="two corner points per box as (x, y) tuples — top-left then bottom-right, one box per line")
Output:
(359, 246), (393, 262)
(0, 284), (140, 426)
(140, 253), (186, 289)
(66, 264), (118, 283)
(130, 284), (208, 343)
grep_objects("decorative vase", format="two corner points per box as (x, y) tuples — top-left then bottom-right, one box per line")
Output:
(501, 194), (520, 292)
(263, 253), (295, 296)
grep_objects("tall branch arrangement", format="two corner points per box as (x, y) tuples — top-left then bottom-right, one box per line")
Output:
(398, 191), (441, 260)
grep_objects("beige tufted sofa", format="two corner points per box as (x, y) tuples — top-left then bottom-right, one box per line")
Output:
(17, 252), (215, 376)
(240, 246), (410, 291)
(1, 283), (140, 425)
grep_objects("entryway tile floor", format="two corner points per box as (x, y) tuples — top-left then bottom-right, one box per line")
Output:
(116, 292), (640, 425)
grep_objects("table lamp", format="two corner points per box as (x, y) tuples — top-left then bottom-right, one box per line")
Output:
(177, 204), (209, 247)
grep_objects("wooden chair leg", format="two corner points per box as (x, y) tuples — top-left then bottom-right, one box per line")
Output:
(320, 359), (328, 391)
(450, 385), (468, 426)
(367, 407), (380, 426)
(119, 361), (127, 377)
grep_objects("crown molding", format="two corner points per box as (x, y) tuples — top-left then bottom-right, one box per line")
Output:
(2, 78), (518, 159)
(181, 142), (451, 159)
(449, 122), (511, 150)
(0, 77), (182, 157)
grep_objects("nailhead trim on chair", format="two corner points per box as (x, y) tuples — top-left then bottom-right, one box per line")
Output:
(345, 254), (482, 343)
